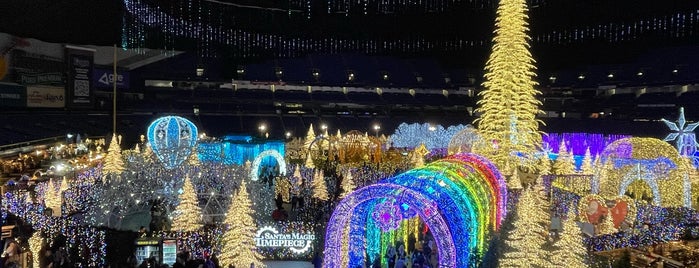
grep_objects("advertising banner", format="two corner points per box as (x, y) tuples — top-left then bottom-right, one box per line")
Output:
(26, 85), (65, 108)
(65, 47), (94, 108)
(0, 83), (26, 107)
(92, 68), (129, 89)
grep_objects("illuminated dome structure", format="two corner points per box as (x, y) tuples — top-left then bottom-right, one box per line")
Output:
(593, 137), (693, 207)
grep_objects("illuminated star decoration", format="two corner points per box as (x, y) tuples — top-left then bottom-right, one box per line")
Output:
(661, 107), (699, 166)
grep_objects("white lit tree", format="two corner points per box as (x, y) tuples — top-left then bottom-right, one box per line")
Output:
(340, 170), (356, 198)
(550, 209), (588, 267)
(554, 140), (575, 175)
(219, 181), (265, 268)
(304, 124), (316, 153)
(474, 0), (543, 170)
(171, 176), (203, 232)
(580, 147), (593, 175)
(44, 179), (60, 214)
(304, 152), (315, 169)
(499, 188), (550, 267)
(312, 170), (329, 201)
(102, 133), (125, 177)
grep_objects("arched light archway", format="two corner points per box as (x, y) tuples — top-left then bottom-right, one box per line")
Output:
(249, 149), (287, 181)
(323, 153), (506, 268)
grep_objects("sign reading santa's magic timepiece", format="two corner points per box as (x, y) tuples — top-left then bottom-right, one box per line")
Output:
(253, 222), (318, 260)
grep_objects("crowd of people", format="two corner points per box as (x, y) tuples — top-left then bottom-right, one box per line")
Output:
(365, 234), (437, 268)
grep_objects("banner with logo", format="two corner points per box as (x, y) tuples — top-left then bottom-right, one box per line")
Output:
(26, 85), (65, 108)
(65, 47), (94, 108)
(0, 83), (26, 107)
(92, 68), (129, 89)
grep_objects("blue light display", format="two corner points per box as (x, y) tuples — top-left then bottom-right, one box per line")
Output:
(198, 135), (285, 167)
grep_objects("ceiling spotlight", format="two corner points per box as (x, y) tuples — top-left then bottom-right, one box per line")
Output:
(549, 76), (557, 83)
(577, 74), (585, 80)
(637, 71), (644, 76)
(607, 73), (614, 78)
(672, 69), (679, 74)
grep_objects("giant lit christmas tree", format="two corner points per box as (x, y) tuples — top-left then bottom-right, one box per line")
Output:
(219, 181), (265, 268)
(102, 134), (125, 177)
(550, 209), (588, 267)
(474, 0), (543, 169)
(171, 176), (203, 232)
(498, 188), (549, 267)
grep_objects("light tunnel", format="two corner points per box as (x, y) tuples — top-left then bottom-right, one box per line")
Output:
(323, 153), (507, 268)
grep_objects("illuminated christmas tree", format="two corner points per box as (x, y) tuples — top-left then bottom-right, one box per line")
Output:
(531, 177), (552, 244)
(554, 140), (575, 175)
(304, 152), (315, 168)
(539, 155), (552, 175)
(219, 181), (265, 268)
(499, 188), (549, 267)
(507, 166), (523, 189)
(171, 176), (203, 232)
(29, 231), (43, 268)
(474, 0), (543, 169)
(313, 170), (329, 201)
(304, 124), (316, 153)
(44, 179), (60, 214)
(580, 148), (593, 175)
(598, 213), (617, 235)
(340, 170), (355, 198)
(550, 209), (588, 267)
(188, 146), (200, 166)
(142, 143), (154, 162)
(102, 134), (125, 177)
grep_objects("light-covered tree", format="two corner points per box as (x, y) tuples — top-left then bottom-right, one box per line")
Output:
(220, 182), (265, 268)
(44, 179), (60, 215)
(304, 152), (315, 169)
(580, 147), (593, 175)
(188, 146), (201, 166)
(550, 209), (588, 267)
(102, 133), (125, 177)
(499, 188), (550, 267)
(303, 124), (316, 153)
(539, 155), (552, 175)
(598, 213), (617, 235)
(474, 0), (543, 170)
(554, 140), (575, 175)
(508, 166), (523, 189)
(171, 176), (203, 232)
(340, 170), (356, 198)
(313, 170), (329, 201)
(29, 231), (43, 268)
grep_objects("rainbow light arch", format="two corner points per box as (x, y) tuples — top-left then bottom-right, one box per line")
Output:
(323, 153), (507, 268)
